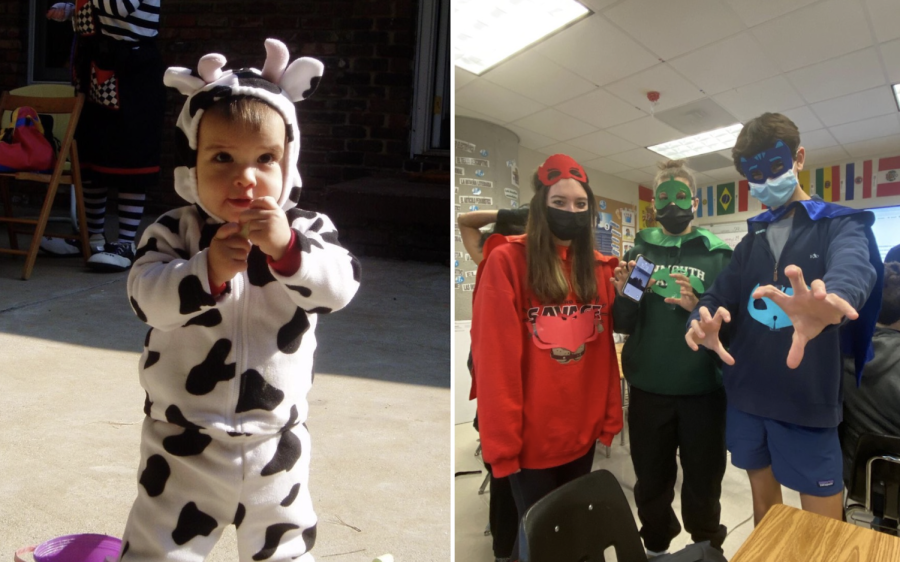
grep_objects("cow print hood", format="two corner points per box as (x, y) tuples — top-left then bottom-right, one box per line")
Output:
(163, 38), (323, 222)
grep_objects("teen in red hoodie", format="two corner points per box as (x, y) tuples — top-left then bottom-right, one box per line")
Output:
(471, 154), (622, 559)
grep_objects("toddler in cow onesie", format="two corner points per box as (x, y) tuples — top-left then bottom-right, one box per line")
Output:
(119, 39), (360, 562)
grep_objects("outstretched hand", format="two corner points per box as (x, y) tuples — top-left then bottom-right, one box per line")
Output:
(664, 273), (699, 312)
(752, 265), (858, 369)
(685, 306), (734, 365)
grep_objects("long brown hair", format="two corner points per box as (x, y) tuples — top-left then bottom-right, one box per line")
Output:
(526, 172), (599, 304)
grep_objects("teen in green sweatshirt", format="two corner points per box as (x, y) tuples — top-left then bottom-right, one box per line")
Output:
(612, 160), (732, 557)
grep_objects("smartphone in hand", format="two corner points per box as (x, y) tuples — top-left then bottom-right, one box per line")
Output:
(623, 255), (655, 302)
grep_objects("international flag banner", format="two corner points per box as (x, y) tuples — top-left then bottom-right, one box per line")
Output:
(696, 187), (704, 218)
(815, 167), (825, 199)
(717, 182), (735, 215)
(876, 156), (900, 197)
(831, 165), (841, 201)
(638, 185), (655, 230)
(798, 169), (812, 195)
(844, 162), (855, 201)
(863, 160), (873, 199)
(707, 185), (714, 217)
(738, 180), (749, 212)
(822, 166), (832, 202)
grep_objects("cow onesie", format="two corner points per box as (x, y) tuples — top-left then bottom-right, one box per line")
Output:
(120, 39), (360, 562)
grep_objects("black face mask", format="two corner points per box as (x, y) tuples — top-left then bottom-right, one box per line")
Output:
(655, 204), (694, 235)
(546, 207), (591, 241)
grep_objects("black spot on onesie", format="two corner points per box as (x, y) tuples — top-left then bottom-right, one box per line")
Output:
(178, 275), (215, 315)
(139, 454), (170, 497)
(236, 370), (285, 413)
(185, 339), (236, 395)
(277, 309), (309, 354)
(261, 430), (302, 476)
(172, 502), (218, 545)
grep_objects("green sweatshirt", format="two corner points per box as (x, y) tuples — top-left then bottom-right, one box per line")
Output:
(613, 227), (733, 395)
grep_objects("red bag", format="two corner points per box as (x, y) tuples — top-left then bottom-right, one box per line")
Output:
(0, 106), (55, 173)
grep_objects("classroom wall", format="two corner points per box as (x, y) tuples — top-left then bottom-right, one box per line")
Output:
(695, 151), (900, 228)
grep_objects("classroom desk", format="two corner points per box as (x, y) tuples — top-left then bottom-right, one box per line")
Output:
(731, 504), (900, 562)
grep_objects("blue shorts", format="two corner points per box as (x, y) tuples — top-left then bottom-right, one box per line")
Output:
(726, 405), (842, 497)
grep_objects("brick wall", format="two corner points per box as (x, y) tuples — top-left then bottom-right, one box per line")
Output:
(0, 1), (27, 91)
(1, 0), (449, 212)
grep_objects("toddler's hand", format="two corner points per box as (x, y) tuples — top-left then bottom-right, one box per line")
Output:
(208, 222), (252, 287)
(240, 197), (292, 261)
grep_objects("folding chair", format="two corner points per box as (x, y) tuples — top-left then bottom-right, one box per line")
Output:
(0, 90), (89, 279)
(10, 84), (80, 230)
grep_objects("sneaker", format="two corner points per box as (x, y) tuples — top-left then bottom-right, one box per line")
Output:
(87, 241), (135, 272)
(40, 233), (106, 256)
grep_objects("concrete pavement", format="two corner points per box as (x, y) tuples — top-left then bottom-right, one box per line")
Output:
(0, 226), (451, 561)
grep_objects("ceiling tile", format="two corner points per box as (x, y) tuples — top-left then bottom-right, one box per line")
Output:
(511, 109), (599, 142)
(705, 166), (743, 181)
(810, 87), (898, 127)
(669, 33), (779, 96)
(615, 169), (656, 184)
(605, 64), (705, 114)
(482, 50), (598, 106)
(802, 145), (850, 168)
(787, 48), (886, 104)
(780, 106), (824, 133)
(842, 133), (900, 159)
(567, 130), (639, 157)
(578, 0), (619, 11)
(541, 143), (601, 165)
(504, 124), (558, 151)
(555, 89), (648, 129)
(536, 16), (660, 87)
(723, 0), (819, 27)
(712, 76), (805, 122)
(751, 0), (872, 72)
(455, 106), (502, 126)
(607, 116), (684, 147)
(800, 128), (839, 150)
(880, 38), (900, 84)
(609, 148), (668, 169)
(583, 157), (634, 175)
(455, 66), (477, 90)
(604, 0), (744, 59)
(866, 0), (900, 43)
(455, 80), (546, 124)
(829, 114), (900, 145)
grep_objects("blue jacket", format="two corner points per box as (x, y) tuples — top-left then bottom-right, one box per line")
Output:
(688, 197), (881, 428)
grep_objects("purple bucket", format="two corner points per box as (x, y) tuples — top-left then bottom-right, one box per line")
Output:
(15, 534), (121, 562)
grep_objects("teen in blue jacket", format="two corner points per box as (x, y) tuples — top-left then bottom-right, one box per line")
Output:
(685, 113), (882, 526)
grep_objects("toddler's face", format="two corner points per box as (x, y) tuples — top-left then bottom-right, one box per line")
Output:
(196, 108), (286, 223)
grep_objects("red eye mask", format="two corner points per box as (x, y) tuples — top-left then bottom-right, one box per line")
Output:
(537, 154), (588, 187)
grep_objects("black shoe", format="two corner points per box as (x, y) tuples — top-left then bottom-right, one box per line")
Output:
(86, 241), (135, 272)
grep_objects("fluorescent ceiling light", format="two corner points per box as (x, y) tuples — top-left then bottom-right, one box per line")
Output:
(893, 83), (900, 111)
(647, 124), (744, 160)
(453, 0), (591, 76)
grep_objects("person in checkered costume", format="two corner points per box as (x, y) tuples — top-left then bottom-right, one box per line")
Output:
(46, 1), (164, 272)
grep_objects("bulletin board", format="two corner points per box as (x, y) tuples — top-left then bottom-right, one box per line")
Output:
(594, 196), (638, 258)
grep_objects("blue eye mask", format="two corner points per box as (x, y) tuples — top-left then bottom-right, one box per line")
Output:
(740, 140), (794, 184)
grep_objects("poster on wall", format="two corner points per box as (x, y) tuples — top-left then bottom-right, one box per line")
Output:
(594, 196), (637, 258)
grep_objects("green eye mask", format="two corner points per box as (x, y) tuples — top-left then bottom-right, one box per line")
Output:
(655, 178), (693, 211)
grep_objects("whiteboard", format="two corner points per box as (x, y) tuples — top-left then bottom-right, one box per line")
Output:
(870, 205), (900, 261)
(705, 206), (900, 259)
(706, 221), (748, 250)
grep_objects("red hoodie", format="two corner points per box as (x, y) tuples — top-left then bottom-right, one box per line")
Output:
(471, 234), (623, 478)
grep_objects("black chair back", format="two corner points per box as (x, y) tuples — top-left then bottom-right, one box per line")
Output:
(519, 469), (647, 562)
